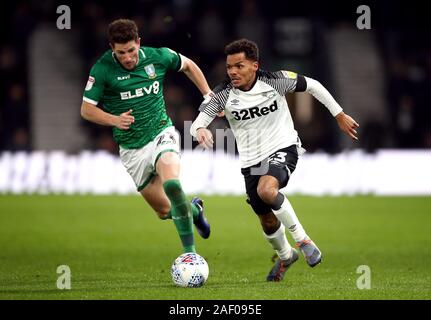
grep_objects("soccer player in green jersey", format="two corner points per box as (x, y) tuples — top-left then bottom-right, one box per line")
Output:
(80, 19), (212, 254)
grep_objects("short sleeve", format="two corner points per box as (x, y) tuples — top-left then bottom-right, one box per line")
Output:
(83, 64), (106, 105)
(160, 47), (182, 72)
(198, 92), (224, 117)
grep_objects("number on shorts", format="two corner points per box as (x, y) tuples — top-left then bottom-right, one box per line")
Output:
(269, 152), (287, 164)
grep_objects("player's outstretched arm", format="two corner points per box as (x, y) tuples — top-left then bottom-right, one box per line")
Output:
(303, 76), (359, 140)
(80, 101), (135, 130)
(180, 55), (212, 98)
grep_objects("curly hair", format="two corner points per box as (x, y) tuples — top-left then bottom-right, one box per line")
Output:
(224, 38), (259, 62)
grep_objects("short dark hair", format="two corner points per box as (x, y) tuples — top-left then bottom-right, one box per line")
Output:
(224, 39), (259, 62)
(107, 19), (139, 44)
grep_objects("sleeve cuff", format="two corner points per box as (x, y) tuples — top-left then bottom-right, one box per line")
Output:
(177, 53), (185, 72)
(83, 96), (98, 105)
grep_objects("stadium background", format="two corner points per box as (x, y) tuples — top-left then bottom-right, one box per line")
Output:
(0, 0), (430, 300)
(1, 0), (430, 154)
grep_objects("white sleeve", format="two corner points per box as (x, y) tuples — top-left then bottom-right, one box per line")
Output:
(190, 112), (216, 138)
(305, 76), (343, 117)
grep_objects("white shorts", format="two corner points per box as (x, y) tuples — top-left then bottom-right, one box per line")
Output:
(119, 126), (180, 191)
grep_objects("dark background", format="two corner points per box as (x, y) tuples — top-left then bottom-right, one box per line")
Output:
(1, 0), (430, 154)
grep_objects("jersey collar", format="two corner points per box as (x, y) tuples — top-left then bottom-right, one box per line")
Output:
(235, 72), (258, 93)
(133, 47), (146, 69)
(139, 48), (146, 60)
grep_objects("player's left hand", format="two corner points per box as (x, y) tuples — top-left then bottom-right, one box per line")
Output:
(336, 112), (359, 140)
(196, 128), (213, 149)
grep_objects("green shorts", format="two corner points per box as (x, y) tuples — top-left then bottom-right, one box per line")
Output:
(119, 126), (180, 191)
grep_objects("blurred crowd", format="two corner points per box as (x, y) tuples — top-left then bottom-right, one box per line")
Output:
(381, 29), (431, 149)
(0, 2), (34, 151)
(0, 0), (430, 153)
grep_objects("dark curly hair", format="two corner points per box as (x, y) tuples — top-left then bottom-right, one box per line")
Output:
(224, 38), (259, 62)
(107, 19), (139, 44)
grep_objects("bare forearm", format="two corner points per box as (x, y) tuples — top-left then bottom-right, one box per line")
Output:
(81, 102), (116, 126)
(181, 57), (211, 96)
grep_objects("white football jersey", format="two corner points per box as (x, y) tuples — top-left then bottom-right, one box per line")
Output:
(198, 70), (307, 168)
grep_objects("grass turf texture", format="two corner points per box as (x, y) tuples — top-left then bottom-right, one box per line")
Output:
(0, 195), (430, 300)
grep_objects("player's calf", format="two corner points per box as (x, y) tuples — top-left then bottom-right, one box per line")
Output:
(157, 211), (171, 220)
(258, 212), (280, 235)
(163, 179), (195, 253)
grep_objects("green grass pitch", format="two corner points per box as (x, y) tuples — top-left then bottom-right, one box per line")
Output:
(0, 195), (430, 300)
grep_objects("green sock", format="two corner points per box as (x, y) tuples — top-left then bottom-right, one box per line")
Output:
(164, 202), (197, 221)
(163, 179), (195, 253)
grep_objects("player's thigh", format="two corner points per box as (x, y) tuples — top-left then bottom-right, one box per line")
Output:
(119, 145), (154, 192)
(155, 152), (180, 182)
(266, 145), (299, 189)
(152, 127), (181, 182)
(140, 175), (171, 215)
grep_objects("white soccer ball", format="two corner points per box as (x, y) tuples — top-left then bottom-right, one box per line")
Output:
(171, 252), (209, 288)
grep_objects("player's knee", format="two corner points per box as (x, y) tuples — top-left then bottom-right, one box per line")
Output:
(159, 152), (179, 166)
(157, 153), (180, 179)
(257, 184), (278, 204)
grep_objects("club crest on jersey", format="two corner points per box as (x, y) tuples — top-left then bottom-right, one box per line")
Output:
(85, 76), (95, 91)
(144, 64), (156, 78)
(262, 91), (276, 99)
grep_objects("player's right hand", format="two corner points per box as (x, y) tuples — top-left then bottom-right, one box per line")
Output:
(196, 128), (213, 149)
(115, 109), (135, 130)
(336, 111), (359, 140)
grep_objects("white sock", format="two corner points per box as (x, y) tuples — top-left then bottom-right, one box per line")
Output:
(263, 224), (293, 261)
(273, 195), (308, 243)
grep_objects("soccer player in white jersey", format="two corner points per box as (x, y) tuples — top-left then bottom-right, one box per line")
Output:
(190, 39), (359, 281)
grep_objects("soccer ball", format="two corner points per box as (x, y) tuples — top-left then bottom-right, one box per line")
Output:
(171, 252), (209, 287)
